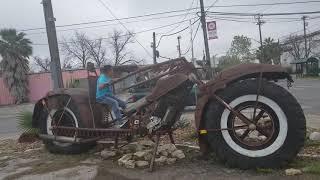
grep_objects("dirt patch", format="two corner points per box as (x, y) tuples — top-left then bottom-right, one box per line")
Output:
(1, 125), (320, 179)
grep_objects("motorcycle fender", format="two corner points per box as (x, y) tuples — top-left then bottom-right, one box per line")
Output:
(195, 63), (292, 130)
(32, 88), (95, 129)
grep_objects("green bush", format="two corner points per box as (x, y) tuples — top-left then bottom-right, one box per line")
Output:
(17, 111), (39, 134)
(66, 78), (80, 88)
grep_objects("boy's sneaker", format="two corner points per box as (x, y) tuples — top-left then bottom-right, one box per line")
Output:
(113, 118), (128, 128)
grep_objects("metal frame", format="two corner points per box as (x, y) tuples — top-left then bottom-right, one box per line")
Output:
(36, 57), (293, 171)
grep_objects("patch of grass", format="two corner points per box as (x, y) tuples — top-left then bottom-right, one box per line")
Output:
(289, 158), (312, 168)
(17, 111), (39, 134)
(302, 162), (320, 175)
(289, 157), (320, 175)
(305, 139), (320, 147)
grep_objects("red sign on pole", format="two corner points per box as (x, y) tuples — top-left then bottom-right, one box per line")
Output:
(207, 21), (218, 40)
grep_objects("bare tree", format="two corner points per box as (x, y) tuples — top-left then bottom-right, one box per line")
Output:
(61, 32), (91, 68)
(85, 38), (108, 67)
(61, 58), (73, 70)
(33, 56), (51, 72)
(284, 35), (318, 60)
(108, 29), (140, 66)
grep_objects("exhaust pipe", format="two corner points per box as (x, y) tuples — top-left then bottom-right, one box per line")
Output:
(39, 134), (81, 143)
(39, 134), (101, 144)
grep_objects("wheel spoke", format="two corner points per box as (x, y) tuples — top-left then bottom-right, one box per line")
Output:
(233, 125), (248, 129)
(213, 94), (254, 125)
(256, 127), (271, 137)
(254, 110), (265, 122)
(239, 129), (250, 139)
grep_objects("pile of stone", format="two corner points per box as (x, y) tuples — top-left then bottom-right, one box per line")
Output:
(309, 132), (320, 141)
(100, 140), (186, 169)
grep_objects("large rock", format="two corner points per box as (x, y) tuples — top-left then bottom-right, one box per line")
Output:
(309, 132), (320, 141)
(118, 154), (133, 166)
(160, 150), (169, 157)
(139, 140), (155, 147)
(158, 144), (177, 154)
(258, 136), (267, 141)
(124, 160), (136, 169)
(285, 168), (302, 176)
(123, 142), (145, 153)
(135, 160), (149, 168)
(155, 156), (167, 166)
(134, 150), (152, 159)
(143, 152), (153, 161)
(166, 158), (177, 165)
(100, 150), (116, 159)
(171, 150), (185, 159)
(248, 130), (259, 140)
(235, 129), (246, 136)
(0, 156), (10, 161)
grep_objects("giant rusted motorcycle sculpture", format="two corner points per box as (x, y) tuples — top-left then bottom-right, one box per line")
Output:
(32, 58), (305, 170)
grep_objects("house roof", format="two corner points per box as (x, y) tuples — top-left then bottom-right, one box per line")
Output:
(290, 57), (319, 64)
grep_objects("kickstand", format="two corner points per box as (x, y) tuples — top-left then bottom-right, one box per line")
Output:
(169, 131), (175, 144)
(149, 132), (160, 172)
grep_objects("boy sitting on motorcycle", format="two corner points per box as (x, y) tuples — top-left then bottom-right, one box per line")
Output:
(96, 65), (126, 125)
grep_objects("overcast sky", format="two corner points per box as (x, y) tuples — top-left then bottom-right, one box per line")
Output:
(1, 0), (320, 66)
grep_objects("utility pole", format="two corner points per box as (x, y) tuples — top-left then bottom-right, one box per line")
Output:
(190, 19), (195, 64)
(255, 14), (265, 63)
(42, 0), (63, 89)
(302, 16), (308, 58)
(152, 32), (157, 64)
(199, 0), (213, 75)
(177, 36), (182, 57)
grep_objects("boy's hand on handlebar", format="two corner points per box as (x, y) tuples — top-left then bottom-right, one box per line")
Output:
(99, 82), (112, 89)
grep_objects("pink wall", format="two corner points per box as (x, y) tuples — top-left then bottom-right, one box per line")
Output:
(0, 70), (88, 105)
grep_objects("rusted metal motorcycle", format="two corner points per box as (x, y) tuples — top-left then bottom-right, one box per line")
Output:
(32, 57), (306, 170)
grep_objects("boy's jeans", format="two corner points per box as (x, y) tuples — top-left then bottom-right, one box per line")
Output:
(96, 94), (126, 120)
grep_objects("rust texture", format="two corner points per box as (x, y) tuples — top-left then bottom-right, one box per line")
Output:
(35, 57), (292, 154)
(194, 63), (291, 130)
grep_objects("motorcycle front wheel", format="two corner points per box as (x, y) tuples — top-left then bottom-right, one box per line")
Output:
(204, 79), (306, 169)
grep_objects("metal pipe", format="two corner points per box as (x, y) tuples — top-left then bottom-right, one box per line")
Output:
(39, 134), (79, 143)
(39, 134), (101, 144)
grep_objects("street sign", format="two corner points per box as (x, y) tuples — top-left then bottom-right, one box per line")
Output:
(207, 21), (218, 40)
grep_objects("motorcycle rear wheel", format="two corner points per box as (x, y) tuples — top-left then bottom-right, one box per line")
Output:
(39, 96), (95, 154)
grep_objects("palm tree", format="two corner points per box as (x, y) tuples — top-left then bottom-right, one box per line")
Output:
(0, 29), (32, 103)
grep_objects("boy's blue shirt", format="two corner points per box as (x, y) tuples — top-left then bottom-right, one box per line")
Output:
(96, 74), (112, 98)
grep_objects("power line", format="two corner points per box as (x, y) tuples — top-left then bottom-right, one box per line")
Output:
(19, 1), (320, 32)
(207, 11), (320, 17)
(156, 18), (200, 48)
(278, 19), (320, 40)
(181, 21), (201, 55)
(25, 13), (198, 36)
(207, 16), (302, 23)
(97, 0), (152, 58)
(160, 0), (196, 35)
(207, 17), (255, 23)
(208, 0), (320, 8)
(32, 18), (197, 46)
(206, 0), (220, 11)
(209, 15), (303, 20)
(20, 8), (200, 32)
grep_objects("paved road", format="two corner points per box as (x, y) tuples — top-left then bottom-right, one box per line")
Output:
(0, 78), (319, 139)
(0, 104), (34, 139)
(283, 78), (320, 128)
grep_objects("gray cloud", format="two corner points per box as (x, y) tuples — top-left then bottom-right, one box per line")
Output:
(1, 0), (320, 64)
